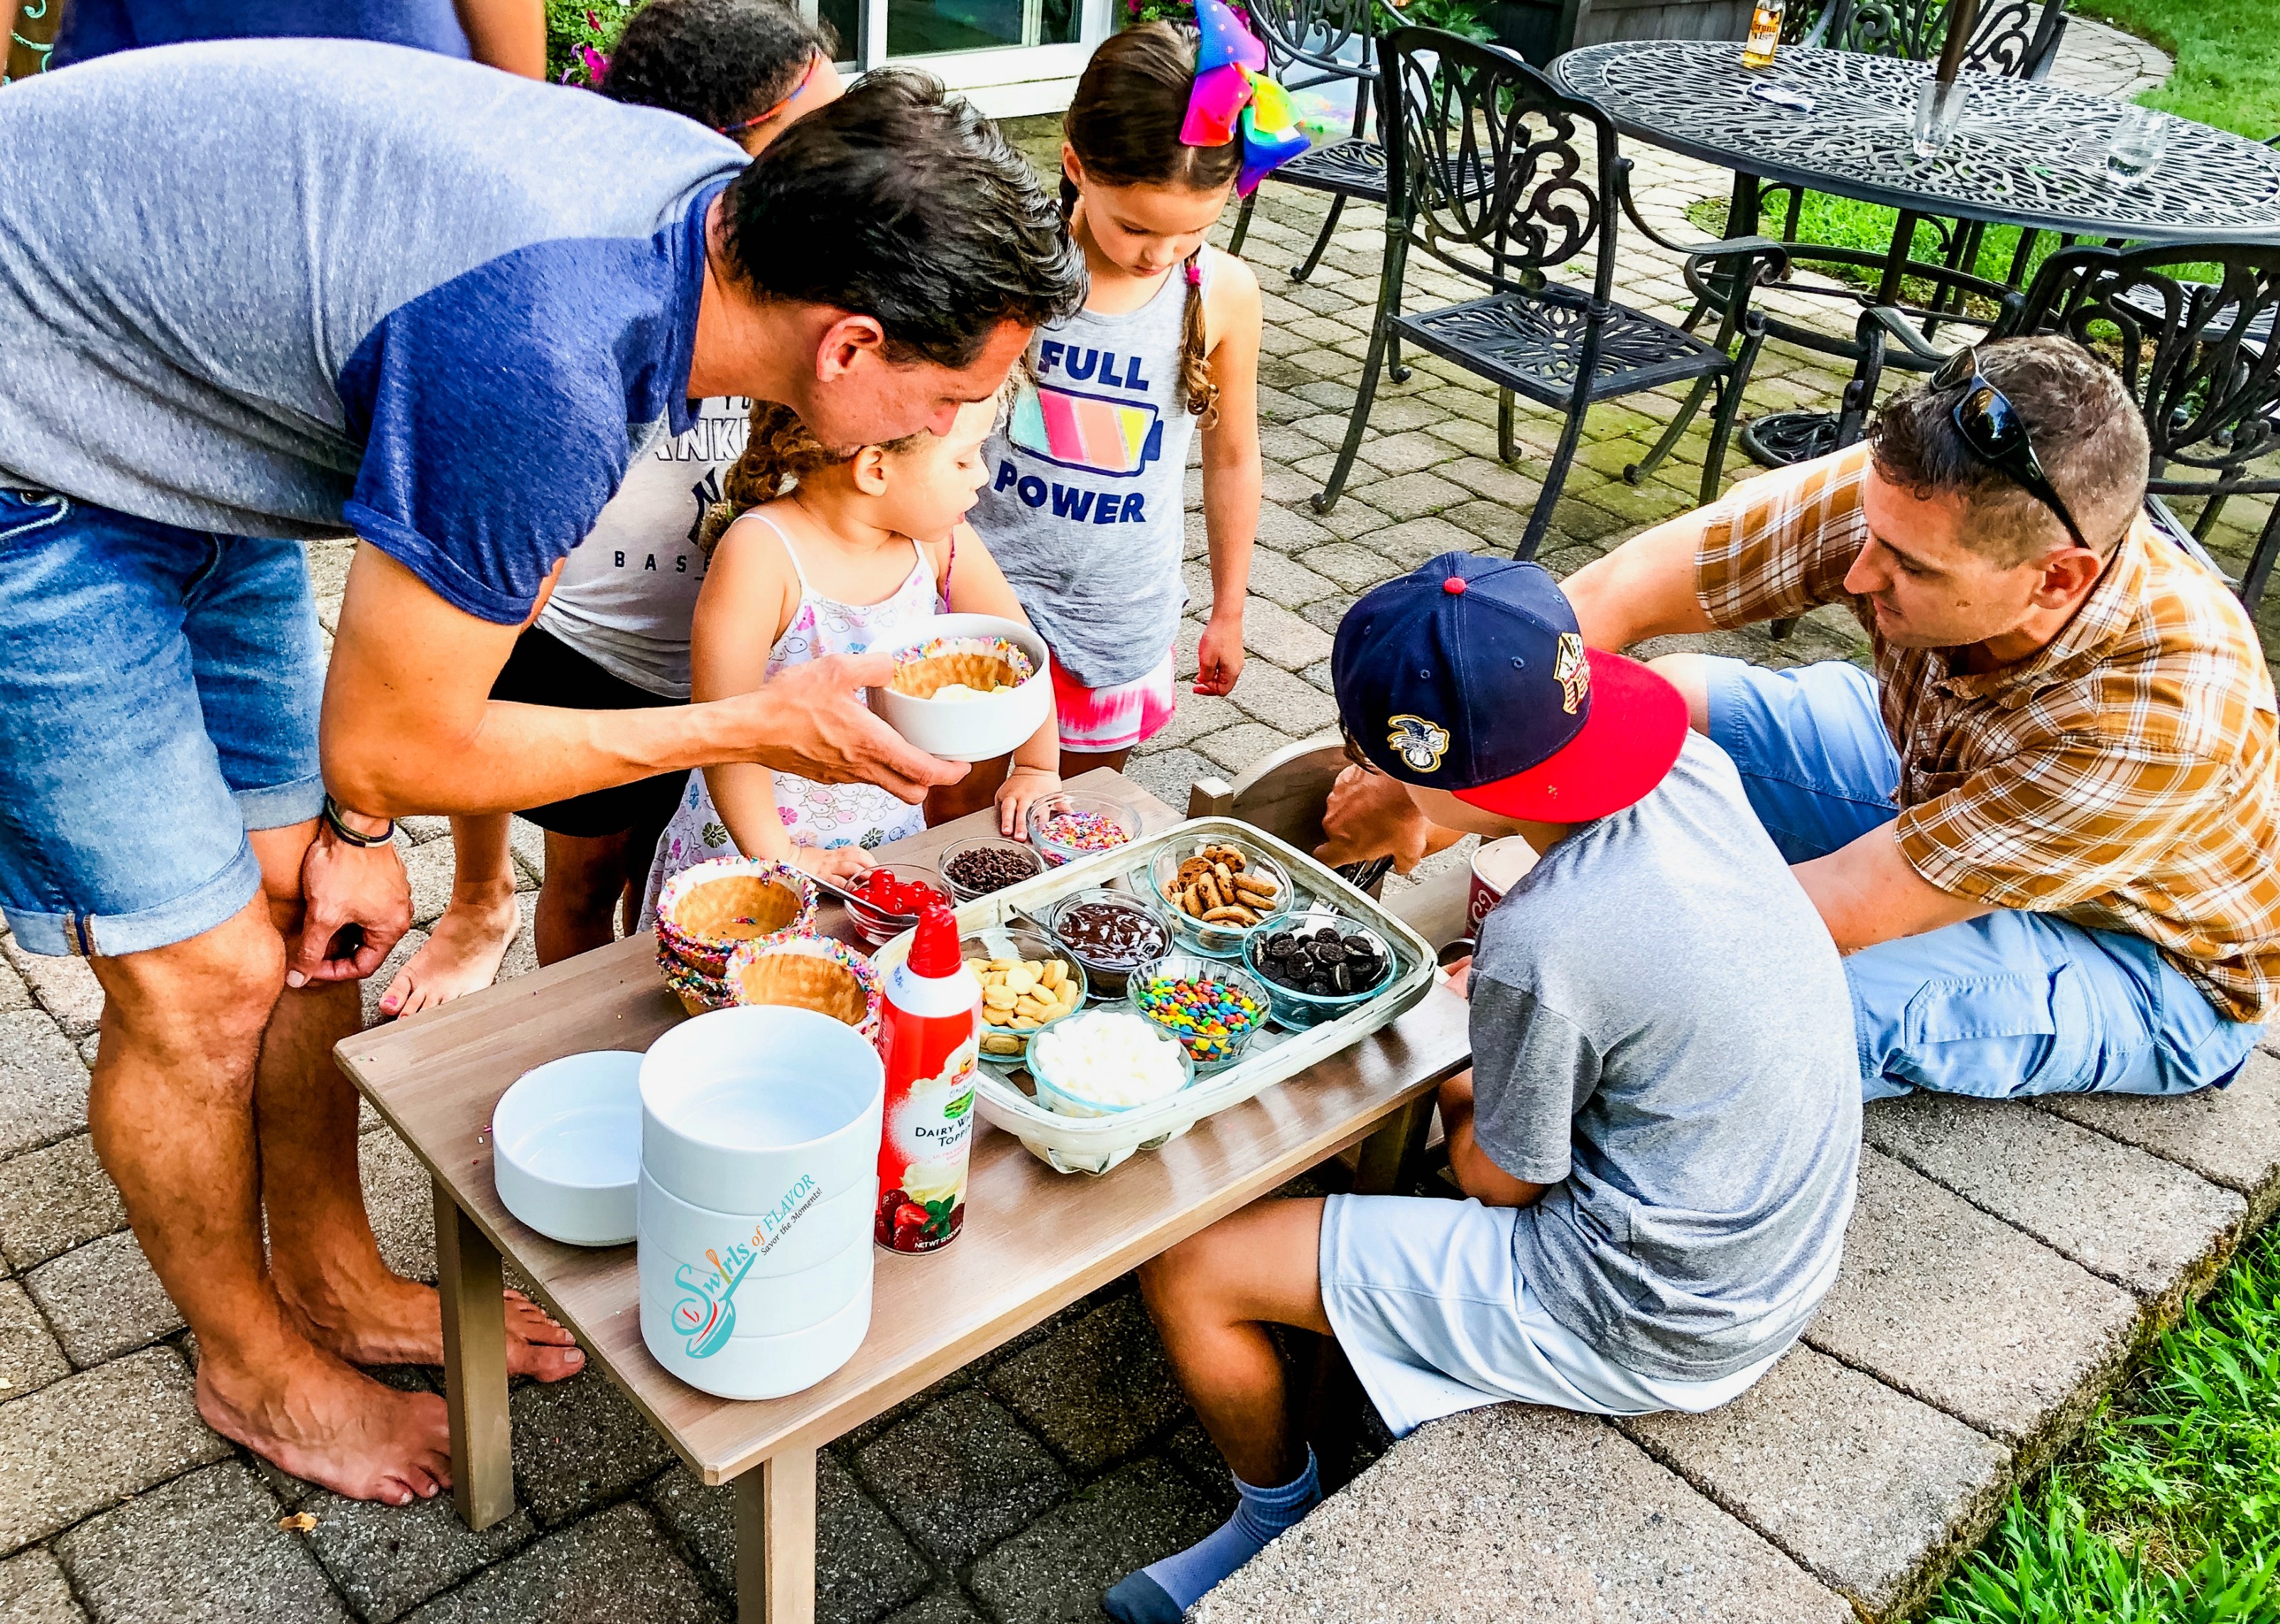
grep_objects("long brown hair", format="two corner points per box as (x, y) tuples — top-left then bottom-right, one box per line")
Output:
(1061, 23), (1237, 427)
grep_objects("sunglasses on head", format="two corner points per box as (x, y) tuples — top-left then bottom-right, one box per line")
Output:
(1930, 345), (2089, 550)
(718, 52), (825, 138)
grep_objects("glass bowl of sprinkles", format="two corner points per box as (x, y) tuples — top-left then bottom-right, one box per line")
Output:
(1026, 791), (1143, 867)
(1128, 954), (1270, 1072)
(871, 614), (1052, 764)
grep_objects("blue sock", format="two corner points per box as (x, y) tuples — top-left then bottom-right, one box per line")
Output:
(1103, 1450), (1321, 1624)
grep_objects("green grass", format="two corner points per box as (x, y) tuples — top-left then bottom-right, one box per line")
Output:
(1925, 1227), (2280, 1624)
(2080, 0), (2280, 141)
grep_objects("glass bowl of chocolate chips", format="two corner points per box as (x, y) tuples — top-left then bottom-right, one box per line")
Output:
(1242, 914), (1395, 1030)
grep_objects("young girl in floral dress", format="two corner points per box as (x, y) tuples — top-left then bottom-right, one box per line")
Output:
(643, 394), (1059, 912)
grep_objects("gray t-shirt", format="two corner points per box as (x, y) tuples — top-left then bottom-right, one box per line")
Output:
(0, 40), (742, 624)
(971, 259), (1205, 690)
(1470, 731), (1860, 1381)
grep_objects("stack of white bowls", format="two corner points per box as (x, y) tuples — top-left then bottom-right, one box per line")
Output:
(638, 1006), (884, 1400)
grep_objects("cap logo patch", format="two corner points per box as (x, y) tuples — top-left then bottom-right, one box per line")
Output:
(1553, 633), (1589, 715)
(1386, 716), (1451, 772)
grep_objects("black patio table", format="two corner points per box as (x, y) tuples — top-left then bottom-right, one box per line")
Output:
(1551, 40), (2280, 462)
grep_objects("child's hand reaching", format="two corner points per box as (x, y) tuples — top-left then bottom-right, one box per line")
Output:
(1194, 610), (1246, 697)
(790, 844), (877, 885)
(996, 765), (1060, 836)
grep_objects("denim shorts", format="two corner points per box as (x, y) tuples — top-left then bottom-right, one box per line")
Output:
(1703, 656), (2261, 1100)
(0, 489), (326, 957)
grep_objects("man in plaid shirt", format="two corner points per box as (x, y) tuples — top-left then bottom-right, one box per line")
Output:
(1330, 337), (2274, 1099)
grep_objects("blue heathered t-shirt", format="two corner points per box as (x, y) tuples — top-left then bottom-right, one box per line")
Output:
(52, 0), (472, 67)
(0, 39), (747, 624)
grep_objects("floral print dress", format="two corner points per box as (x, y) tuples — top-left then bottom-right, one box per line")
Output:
(641, 513), (942, 927)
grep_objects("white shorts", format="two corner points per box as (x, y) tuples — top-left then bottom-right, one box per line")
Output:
(1318, 1194), (1791, 1439)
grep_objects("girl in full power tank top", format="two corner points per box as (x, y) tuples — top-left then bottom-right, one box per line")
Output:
(962, 21), (1269, 793)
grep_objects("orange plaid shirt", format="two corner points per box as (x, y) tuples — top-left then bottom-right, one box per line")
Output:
(1694, 445), (2280, 1025)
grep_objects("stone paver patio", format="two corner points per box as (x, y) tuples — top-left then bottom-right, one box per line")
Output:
(2, 17), (2276, 1623)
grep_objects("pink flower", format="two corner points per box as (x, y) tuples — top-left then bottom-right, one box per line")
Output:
(577, 43), (609, 84)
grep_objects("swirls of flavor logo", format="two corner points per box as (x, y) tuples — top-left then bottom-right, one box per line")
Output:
(671, 1245), (755, 1359)
(669, 1174), (823, 1357)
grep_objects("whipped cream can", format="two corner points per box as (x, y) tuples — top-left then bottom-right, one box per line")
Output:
(874, 904), (982, 1253)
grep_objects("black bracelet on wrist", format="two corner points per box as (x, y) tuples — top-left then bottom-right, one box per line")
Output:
(321, 795), (395, 848)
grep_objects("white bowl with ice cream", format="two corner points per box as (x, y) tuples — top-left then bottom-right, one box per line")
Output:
(870, 613), (1052, 763)
(1026, 1010), (1195, 1118)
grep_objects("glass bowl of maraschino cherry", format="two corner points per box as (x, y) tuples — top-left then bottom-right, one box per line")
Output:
(840, 863), (951, 947)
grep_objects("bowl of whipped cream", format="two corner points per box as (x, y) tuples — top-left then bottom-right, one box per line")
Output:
(1026, 1009), (1195, 1118)
(871, 614), (1053, 763)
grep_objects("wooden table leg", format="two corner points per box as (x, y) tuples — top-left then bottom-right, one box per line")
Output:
(737, 1449), (818, 1624)
(1349, 1094), (1433, 1197)
(434, 1176), (515, 1530)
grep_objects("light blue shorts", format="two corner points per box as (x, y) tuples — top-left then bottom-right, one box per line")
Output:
(1318, 1194), (1790, 1439)
(0, 489), (326, 958)
(1703, 656), (2261, 1101)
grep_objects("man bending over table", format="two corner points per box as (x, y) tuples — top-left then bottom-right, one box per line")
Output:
(0, 48), (1080, 1508)
(1324, 336), (2276, 1099)
(1105, 556), (1861, 1623)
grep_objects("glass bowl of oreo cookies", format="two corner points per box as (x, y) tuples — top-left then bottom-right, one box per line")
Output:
(1241, 912), (1396, 1030)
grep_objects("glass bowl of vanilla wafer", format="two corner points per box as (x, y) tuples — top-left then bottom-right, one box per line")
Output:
(1134, 836), (1293, 961)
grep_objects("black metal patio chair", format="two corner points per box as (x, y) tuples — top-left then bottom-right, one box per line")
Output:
(1313, 28), (1792, 561)
(1224, 0), (1389, 283)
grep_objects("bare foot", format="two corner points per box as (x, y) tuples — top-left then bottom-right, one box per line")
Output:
(197, 1337), (454, 1506)
(378, 885), (519, 1018)
(283, 1270), (586, 1383)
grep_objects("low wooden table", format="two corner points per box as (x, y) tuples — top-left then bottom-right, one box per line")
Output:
(337, 771), (1471, 1622)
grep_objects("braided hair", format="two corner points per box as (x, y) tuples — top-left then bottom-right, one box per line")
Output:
(1060, 23), (1237, 427)
(695, 403), (929, 553)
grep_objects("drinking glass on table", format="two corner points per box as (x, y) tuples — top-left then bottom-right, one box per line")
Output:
(2106, 104), (2167, 186)
(1911, 79), (1967, 159)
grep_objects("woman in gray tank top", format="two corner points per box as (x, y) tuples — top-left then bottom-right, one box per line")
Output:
(962, 21), (1270, 796)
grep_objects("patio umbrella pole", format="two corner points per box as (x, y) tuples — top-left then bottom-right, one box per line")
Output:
(1934, 0), (1979, 84)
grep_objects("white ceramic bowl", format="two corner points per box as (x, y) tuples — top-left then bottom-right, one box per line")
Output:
(640, 1006), (884, 1214)
(641, 1261), (872, 1400)
(637, 1165), (875, 1281)
(869, 614), (1051, 763)
(639, 1226), (872, 1341)
(492, 1051), (644, 1246)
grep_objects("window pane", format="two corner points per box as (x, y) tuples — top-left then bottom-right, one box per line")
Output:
(887, 0), (1025, 54)
(1040, 0), (1077, 45)
(820, 0), (861, 58)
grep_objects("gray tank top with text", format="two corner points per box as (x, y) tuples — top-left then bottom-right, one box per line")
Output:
(972, 258), (1205, 690)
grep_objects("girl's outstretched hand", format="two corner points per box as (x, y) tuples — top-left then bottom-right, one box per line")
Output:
(1194, 612), (1247, 696)
(791, 844), (877, 884)
(996, 765), (1060, 836)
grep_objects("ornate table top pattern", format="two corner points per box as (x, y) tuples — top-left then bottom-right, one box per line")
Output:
(1554, 42), (2280, 243)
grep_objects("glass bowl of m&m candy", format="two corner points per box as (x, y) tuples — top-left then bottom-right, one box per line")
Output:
(1026, 791), (1142, 867)
(1127, 954), (1271, 1072)
(840, 863), (950, 947)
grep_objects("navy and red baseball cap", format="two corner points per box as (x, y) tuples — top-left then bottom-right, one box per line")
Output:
(1329, 552), (1688, 822)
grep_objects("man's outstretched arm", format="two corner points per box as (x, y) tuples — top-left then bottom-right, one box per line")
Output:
(323, 543), (963, 817)
(1559, 507), (1719, 653)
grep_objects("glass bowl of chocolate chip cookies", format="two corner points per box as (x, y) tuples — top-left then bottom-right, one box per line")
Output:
(1136, 837), (1293, 959)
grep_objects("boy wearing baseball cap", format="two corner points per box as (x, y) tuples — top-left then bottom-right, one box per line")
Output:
(1106, 555), (1860, 1624)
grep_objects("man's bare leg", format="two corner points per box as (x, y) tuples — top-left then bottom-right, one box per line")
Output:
(247, 823), (584, 1383)
(1137, 1197), (1330, 1486)
(377, 814), (519, 1017)
(89, 893), (453, 1505)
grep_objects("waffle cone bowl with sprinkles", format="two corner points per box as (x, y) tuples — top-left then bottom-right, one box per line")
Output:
(889, 636), (1034, 699)
(726, 933), (883, 1040)
(654, 858), (817, 981)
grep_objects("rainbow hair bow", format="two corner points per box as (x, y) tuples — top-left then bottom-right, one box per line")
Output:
(1178, 0), (1312, 196)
